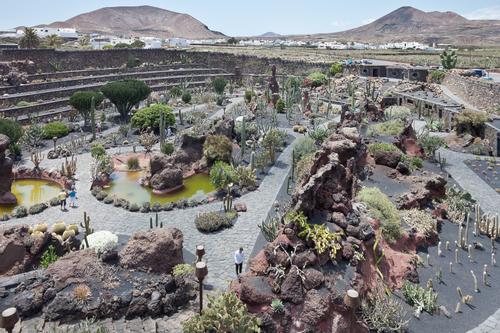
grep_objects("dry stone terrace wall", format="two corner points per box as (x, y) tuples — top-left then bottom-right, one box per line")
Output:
(0, 49), (330, 76)
(443, 72), (500, 112)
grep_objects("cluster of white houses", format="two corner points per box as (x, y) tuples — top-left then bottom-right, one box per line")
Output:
(1, 27), (437, 51)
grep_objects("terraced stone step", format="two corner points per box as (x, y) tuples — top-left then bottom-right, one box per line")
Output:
(0, 67), (226, 95)
(0, 72), (234, 106)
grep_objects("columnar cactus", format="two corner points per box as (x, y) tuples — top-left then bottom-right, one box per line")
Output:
(90, 96), (96, 141)
(80, 211), (94, 248)
(240, 117), (246, 158)
(471, 270), (479, 292)
(250, 151), (256, 171)
(159, 110), (165, 150)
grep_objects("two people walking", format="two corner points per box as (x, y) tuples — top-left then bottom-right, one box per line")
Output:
(58, 187), (78, 211)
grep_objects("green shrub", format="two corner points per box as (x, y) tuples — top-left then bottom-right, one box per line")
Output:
(0, 118), (23, 146)
(455, 109), (489, 137)
(40, 245), (59, 268)
(203, 135), (233, 164)
(43, 122), (69, 139)
(271, 299), (285, 313)
(329, 62), (343, 76)
(212, 77), (227, 95)
(308, 127), (330, 143)
(182, 91), (192, 104)
(16, 101), (32, 107)
(90, 143), (106, 158)
(368, 142), (401, 155)
(244, 90), (252, 103)
(182, 292), (260, 332)
(173, 263), (194, 277)
(361, 288), (409, 333)
(384, 106), (411, 121)
(367, 119), (405, 136)
(161, 142), (174, 155)
(195, 211), (234, 232)
(235, 165), (256, 188)
(402, 281), (438, 315)
(209, 161), (236, 190)
(126, 156), (140, 170)
(428, 70), (445, 83)
(275, 98), (285, 113)
(294, 136), (317, 160)
(169, 85), (183, 98)
(417, 132), (444, 158)
(307, 71), (328, 87)
(69, 91), (104, 127)
(131, 104), (175, 131)
(357, 187), (402, 243)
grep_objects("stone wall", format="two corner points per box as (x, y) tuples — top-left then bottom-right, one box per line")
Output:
(484, 123), (499, 157)
(443, 72), (500, 112)
(0, 49), (329, 76)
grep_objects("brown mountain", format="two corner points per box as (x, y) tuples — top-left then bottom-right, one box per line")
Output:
(293, 6), (500, 46)
(40, 5), (224, 39)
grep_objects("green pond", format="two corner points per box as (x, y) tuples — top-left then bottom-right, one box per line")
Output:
(103, 171), (215, 205)
(0, 179), (62, 215)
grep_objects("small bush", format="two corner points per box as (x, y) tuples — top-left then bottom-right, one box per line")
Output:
(368, 142), (401, 155)
(367, 119), (405, 136)
(329, 62), (343, 76)
(308, 127), (330, 143)
(244, 90), (252, 103)
(182, 91), (192, 104)
(235, 165), (257, 188)
(161, 142), (174, 155)
(212, 77), (227, 95)
(126, 157), (140, 170)
(428, 70), (445, 83)
(400, 209), (436, 236)
(357, 187), (402, 243)
(43, 122), (69, 139)
(16, 101), (32, 107)
(195, 211), (234, 232)
(271, 299), (285, 313)
(0, 118), (23, 148)
(455, 109), (489, 137)
(307, 71), (328, 87)
(169, 85), (183, 98)
(40, 245), (59, 268)
(417, 132), (444, 158)
(402, 281), (438, 316)
(203, 135), (233, 164)
(209, 161), (236, 190)
(12, 206), (28, 218)
(173, 263), (194, 277)
(90, 143), (106, 158)
(294, 136), (317, 160)
(131, 104), (175, 131)
(361, 288), (409, 333)
(384, 105), (411, 121)
(275, 98), (285, 113)
(182, 292), (261, 332)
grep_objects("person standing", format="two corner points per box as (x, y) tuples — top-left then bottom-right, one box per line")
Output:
(68, 187), (77, 208)
(58, 190), (67, 211)
(234, 247), (244, 276)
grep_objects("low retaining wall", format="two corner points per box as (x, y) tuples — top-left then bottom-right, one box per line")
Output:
(443, 73), (500, 112)
(0, 49), (329, 76)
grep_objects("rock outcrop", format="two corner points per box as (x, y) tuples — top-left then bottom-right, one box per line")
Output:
(396, 172), (447, 209)
(119, 228), (184, 273)
(0, 134), (16, 205)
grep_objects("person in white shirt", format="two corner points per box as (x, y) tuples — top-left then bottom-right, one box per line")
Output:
(234, 247), (244, 276)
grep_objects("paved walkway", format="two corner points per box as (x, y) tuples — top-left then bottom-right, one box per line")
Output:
(4, 128), (297, 291)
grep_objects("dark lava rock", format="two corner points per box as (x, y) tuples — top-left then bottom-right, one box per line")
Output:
(239, 276), (275, 305)
(280, 269), (304, 304)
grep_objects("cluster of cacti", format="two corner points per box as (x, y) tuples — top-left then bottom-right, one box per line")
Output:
(364, 80), (379, 102)
(29, 222), (79, 243)
(61, 155), (77, 178)
(80, 211), (94, 248)
(30, 150), (44, 171)
(440, 49), (458, 70)
(149, 213), (164, 229)
(476, 205), (499, 239)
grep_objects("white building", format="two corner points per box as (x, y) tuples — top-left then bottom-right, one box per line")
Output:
(140, 37), (162, 49)
(29, 27), (78, 40)
(167, 38), (188, 48)
(90, 36), (134, 49)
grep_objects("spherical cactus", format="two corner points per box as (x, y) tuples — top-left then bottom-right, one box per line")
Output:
(52, 222), (66, 235)
(34, 223), (48, 233)
(31, 230), (45, 238)
(62, 229), (76, 241)
(67, 224), (79, 235)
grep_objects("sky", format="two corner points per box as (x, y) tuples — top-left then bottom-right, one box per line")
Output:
(2, 0), (500, 36)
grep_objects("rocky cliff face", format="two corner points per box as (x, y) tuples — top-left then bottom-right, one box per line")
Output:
(0, 134), (16, 205)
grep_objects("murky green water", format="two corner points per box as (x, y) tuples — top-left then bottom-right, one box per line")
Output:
(0, 179), (61, 215)
(103, 171), (215, 205)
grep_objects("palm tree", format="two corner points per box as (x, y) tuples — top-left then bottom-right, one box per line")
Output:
(45, 34), (63, 48)
(19, 27), (40, 49)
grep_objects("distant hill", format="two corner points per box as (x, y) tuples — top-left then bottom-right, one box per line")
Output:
(290, 6), (500, 46)
(258, 32), (282, 38)
(39, 5), (225, 39)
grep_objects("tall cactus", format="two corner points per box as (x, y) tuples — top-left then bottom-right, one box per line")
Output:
(90, 96), (96, 141)
(178, 109), (183, 125)
(250, 150), (256, 171)
(80, 211), (94, 248)
(440, 49), (458, 70)
(240, 117), (246, 159)
(159, 110), (165, 150)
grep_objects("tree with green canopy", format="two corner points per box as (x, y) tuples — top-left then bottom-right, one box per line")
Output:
(101, 79), (151, 122)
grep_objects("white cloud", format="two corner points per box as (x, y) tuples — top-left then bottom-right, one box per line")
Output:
(362, 18), (376, 25)
(465, 6), (500, 20)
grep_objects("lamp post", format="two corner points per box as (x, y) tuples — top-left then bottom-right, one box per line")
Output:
(195, 261), (208, 315)
(196, 245), (205, 262)
(0, 308), (19, 333)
